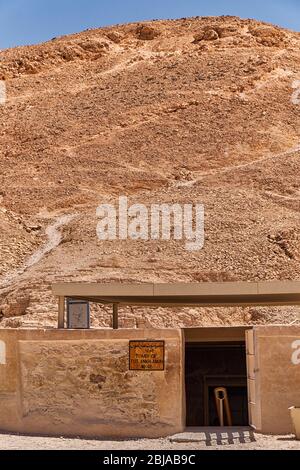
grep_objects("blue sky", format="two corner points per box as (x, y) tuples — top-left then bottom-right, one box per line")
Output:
(0, 0), (299, 49)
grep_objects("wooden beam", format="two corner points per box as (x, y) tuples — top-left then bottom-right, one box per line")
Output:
(58, 296), (65, 329)
(113, 303), (119, 330)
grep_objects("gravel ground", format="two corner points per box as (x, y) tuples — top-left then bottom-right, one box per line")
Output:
(0, 432), (300, 450)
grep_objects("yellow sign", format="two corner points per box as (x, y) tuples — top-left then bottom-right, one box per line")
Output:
(129, 341), (165, 371)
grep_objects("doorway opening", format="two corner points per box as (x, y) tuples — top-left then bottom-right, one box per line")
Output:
(185, 341), (248, 427)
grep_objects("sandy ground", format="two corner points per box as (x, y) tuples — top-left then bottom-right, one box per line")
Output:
(0, 432), (300, 450)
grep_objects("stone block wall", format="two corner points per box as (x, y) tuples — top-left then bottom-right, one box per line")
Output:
(253, 325), (300, 434)
(0, 329), (184, 438)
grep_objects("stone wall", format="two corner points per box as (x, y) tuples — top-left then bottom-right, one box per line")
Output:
(1, 325), (300, 437)
(253, 325), (300, 434)
(0, 329), (184, 438)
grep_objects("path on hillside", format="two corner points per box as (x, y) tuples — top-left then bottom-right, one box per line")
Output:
(175, 144), (300, 188)
(0, 214), (76, 291)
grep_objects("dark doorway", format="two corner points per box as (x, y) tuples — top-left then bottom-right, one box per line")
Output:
(185, 342), (248, 426)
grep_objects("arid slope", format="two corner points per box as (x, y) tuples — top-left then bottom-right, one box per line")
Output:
(1, 16), (300, 327)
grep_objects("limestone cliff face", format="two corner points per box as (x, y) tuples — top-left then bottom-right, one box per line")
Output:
(1, 16), (300, 327)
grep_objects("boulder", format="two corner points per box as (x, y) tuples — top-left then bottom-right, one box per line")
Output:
(136, 25), (159, 41)
(0, 292), (30, 318)
(106, 31), (123, 44)
(193, 28), (219, 43)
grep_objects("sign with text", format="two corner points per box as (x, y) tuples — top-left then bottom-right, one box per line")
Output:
(129, 340), (165, 371)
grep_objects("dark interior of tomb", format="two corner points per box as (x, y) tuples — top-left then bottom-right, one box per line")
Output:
(185, 342), (248, 426)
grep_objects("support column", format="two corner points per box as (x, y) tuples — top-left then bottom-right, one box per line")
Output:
(113, 303), (119, 330)
(58, 296), (65, 329)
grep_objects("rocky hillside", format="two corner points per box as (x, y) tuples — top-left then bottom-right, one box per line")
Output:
(1, 16), (300, 328)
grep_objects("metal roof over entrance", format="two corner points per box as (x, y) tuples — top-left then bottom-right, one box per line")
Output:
(53, 281), (300, 307)
(52, 281), (300, 329)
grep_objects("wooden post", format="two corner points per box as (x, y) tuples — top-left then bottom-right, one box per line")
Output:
(58, 296), (65, 329)
(113, 303), (119, 330)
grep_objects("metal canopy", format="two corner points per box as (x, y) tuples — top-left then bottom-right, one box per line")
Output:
(52, 281), (300, 308)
